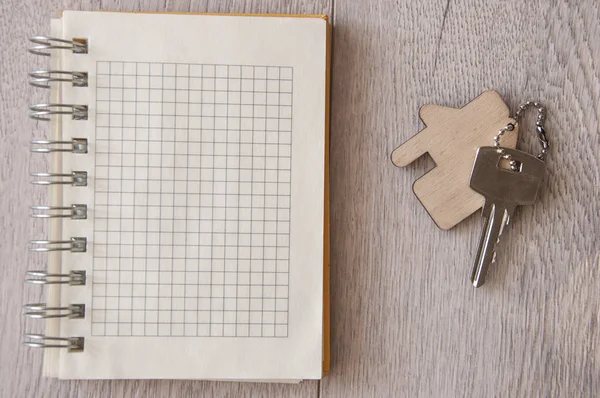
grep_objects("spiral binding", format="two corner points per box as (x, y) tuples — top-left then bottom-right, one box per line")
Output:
(22, 334), (84, 352)
(24, 303), (85, 319)
(30, 204), (87, 219)
(25, 33), (90, 352)
(29, 237), (87, 253)
(29, 70), (88, 89)
(25, 270), (86, 285)
(28, 36), (88, 56)
(29, 104), (88, 121)
(30, 138), (88, 154)
(30, 171), (88, 186)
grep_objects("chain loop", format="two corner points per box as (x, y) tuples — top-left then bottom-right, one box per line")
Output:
(493, 101), (550, 161)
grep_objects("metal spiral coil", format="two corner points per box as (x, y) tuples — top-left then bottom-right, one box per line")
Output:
(29, 104), (88, 121)
(30, 171), (88, 186)
(30, 204), (87, 219)
(28, 36), (88, 56)
(29, 237), (87, 253)
(25, 270), (86, 285)
(22, 334), (84, 352)
(24, 303), (85, 319)
(30, 138), (88, 154)
(24, 33), (90, 355)
(28, 70), (88, 88)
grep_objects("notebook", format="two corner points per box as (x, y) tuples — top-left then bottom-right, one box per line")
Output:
(24, 11), (330, 381)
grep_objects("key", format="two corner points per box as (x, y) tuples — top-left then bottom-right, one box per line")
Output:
(469, 146), (546, 287)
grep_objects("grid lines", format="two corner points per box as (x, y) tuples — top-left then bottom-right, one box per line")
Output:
(92, 61), (292, 337)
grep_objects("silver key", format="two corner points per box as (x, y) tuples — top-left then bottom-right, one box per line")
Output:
(469, 146), (546, 287)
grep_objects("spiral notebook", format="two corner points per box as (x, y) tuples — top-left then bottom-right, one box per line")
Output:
(25, 11), (330, 381)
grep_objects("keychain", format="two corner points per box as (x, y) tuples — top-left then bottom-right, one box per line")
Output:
(469, 102), (550, 287)
(391, 91), (520, 229)
(392, 94), (551, 287)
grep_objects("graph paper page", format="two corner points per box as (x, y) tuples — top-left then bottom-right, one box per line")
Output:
(59, 11), (326, 380)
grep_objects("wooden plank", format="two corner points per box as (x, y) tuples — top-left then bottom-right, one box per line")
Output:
(323, 0), (600, 396)
(0, 0), (330, 397)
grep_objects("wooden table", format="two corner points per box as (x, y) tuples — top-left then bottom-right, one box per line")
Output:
(2, 1), (598, 396)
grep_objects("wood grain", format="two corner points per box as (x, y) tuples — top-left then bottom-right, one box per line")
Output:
(391, 90), (519, 230)
(324, 0), (599, 397)
(1, 0), (599, 397)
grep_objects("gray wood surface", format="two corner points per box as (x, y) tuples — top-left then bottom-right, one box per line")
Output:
(1, 0), (598, 397)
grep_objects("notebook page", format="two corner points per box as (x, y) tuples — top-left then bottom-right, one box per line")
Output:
(59, 11), (326, 380)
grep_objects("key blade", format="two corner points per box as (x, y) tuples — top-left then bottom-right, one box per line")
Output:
(471, 201), (515, 288)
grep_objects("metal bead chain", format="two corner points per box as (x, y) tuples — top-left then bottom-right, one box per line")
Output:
(493, 101), (550, 161)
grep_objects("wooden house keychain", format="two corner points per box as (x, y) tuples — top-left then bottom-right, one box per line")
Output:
(392, 92), (551, 287)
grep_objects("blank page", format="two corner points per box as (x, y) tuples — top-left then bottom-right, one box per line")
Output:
(58, 11), (327, 380)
